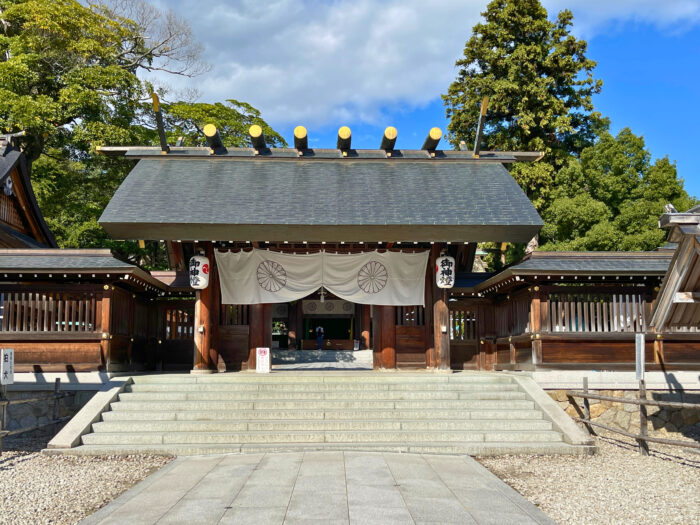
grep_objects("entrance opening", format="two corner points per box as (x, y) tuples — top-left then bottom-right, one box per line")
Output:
(271, 290), (372, 370)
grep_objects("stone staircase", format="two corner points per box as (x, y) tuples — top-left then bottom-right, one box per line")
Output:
(60, 372), (594, 456)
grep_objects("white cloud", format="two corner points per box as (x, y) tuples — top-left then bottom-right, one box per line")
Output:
(145, 0), (700, 127)
(546, 1), (700, 35)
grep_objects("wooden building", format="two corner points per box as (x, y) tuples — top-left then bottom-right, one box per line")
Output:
(649, 205), (700, 339)
(96, 133), (545, 373)
(0, 249), (194, 372)
(0, 135), (56, 248)
(1, 129), (698, 374)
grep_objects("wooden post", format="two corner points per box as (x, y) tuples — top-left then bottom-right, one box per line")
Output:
(296, 300), (304, 350)
(431, 245), (450, 370)
(638, 379), (650, 456)
(52, 378), (60, 423)
(372, 305), (381, 369)
(654, 336), (664, 364)
(0, 383), (6, 454)
(193, 243), (216, 373)
(263, 303), (273, 351)
(379, 305), (396, 369)
(100, 287), (112, 372)
(209, 259), (220, 371)
(530, 287), (543, 365)
(582, 376), (594, 435)
(424, 254), (435, 368)
(248, 303), (264, 370)
(361, 304), (371, 350)
(288, 300), (298, 349)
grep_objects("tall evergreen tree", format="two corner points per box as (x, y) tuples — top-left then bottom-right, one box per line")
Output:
(443, 0), (605, 211)
(541, 129), (698, 251)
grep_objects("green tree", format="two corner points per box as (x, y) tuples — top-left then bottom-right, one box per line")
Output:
(540, 128), (698, 251)
(161, 100), (286, 147)
(0, 0), (283, 268)
(443, 0), (606, 211)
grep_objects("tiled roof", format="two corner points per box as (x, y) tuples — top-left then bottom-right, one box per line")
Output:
(0, 249), (134, 270)
(99, 158), (543, 243)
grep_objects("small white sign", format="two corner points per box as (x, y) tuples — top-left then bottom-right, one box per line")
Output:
(635, 333), (645, 381)
(256, 347), (270, 373)
(1, 348), (14, 385)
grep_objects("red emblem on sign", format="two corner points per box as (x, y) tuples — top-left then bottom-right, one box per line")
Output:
(202, 263), (209, 275)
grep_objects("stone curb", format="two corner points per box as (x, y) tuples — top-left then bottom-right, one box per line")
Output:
(46, 378), (133, 449)
(505, 372), (595, 447)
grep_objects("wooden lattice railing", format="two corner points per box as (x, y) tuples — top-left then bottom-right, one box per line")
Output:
(0, 291), (99, 333)
(449, 309), (477, 341)
(546, 292), (650, 333)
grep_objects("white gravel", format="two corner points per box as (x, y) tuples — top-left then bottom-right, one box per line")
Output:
(0, 427), (171, 525)
(479, 430), (700, 525)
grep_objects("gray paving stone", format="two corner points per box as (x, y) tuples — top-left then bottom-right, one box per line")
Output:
(346, 483), (406, 508)
(401, 497), (476, 524)
(79, 452), (556, 525)
(219, 505), (287, 525)
(348, 504), (415, 525)
(286, 492), (349, 521)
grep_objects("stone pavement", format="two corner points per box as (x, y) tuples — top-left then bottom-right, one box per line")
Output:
(79, 452), (556, 525)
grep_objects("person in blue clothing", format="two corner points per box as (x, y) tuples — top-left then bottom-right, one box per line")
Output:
(315, 324), (325, 350)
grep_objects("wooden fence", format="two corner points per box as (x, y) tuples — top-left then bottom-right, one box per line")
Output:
(0, 291), (99, 333)
(395, 305), (425, 327)
(546, 292), (650, 333)
(567, 377), (700, 455)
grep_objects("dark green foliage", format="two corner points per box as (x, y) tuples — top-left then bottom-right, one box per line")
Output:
(443, 0), (606, 211)
(0, 0), (283, 269)
(540, 129), (698, 251)
(444, 0), (697, 262)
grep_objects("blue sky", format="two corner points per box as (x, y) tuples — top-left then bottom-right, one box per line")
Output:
(148, 1), (700, 199)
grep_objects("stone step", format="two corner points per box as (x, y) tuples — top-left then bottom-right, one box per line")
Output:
(129, 373), (515, 385)
(128, 382), (521, 393)
(117, 390), (528, 402)
(47, 441), (594, 457)
(81, 429), (563, 446)
(92, 418), (553, 433)
(108, 399), (536, 411)
(101, 408), (546, 421)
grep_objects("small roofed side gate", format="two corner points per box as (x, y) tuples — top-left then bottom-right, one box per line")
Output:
(97, 125), (544, 372)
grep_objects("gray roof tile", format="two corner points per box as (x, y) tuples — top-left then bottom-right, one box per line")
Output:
(99, 158), (543, 242)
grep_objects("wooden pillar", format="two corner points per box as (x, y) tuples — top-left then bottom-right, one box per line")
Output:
(209, 259), (221, 371)
(477, 302), (496, 371)
(248, 303), (264, 370)
(424, 258), (435, 368)
(379, 305), (396, 369)
(361, 304), (371, 350)
(654, 336), (665, 364)
(372, 305), (381, 369)
(288, 300), (298, 349)
(263, 303), (273, 350)
(193, 242), (216, 373)
(530, 286), (542, 366)
(100, 286), (112, 372)
(431, 245), (450, 370)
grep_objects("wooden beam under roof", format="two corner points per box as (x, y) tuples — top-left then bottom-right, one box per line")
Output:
(94, 145), (540, 163)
